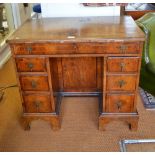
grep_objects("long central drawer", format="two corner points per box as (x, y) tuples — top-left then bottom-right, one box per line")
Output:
(12, 42), (141, 55)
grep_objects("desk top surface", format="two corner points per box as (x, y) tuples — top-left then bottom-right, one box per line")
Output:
(7, 16), (145, 43)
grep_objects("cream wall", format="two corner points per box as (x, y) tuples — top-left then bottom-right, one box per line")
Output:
(18, 3), (32, 25)
(11, 3), (32, 28)
(41, 3), (120, 17)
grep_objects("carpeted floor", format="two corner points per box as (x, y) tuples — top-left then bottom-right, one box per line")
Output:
(0, 58), (155, 152)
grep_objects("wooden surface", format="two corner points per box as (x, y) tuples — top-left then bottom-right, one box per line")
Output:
(7, 16), (145, 43)
(106, 74), (137, 91)
(7, 16), (145, 131)
(19, 75), (49, 91)
(107, 57), (140, 72)
(105, 93), (135, 113)
(62, 57), (97, 91)
(15, 57), (46, 72)
(125, 10), (155, 20)
(23, 93), (52, 113)
(11, 42), (143, 55)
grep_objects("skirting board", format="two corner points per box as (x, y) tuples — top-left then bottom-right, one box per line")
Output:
(0, 46), (11, 69)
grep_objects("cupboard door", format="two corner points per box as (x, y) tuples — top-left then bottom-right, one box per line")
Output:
(62, 57), (97, 91)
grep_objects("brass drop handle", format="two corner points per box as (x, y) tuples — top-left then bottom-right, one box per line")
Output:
(26, 46), (32, 54)
(73, 43), (77, 50)
(118, 80), (126, 88)
(119, 45), (127, 53)
(31, 80), (37, 88)
(74, 44), (77, 49)
(34, 100), (42, 108)
(116, 101), (122, 110)
(120, 62), (125, 71)
(27, 62), (34, 70)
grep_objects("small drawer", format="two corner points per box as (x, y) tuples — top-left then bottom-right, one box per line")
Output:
(106, 74), (137, 91)
(23, 94), (52, 113)
(107, 57), (140, 73)
(111, 42), (140, 54)
(105, 93), (134, 113)
(77, 43), (107, 53)
(15, 57), (46, 72)
(13, 43), (76, 55)
(20, 75), (49, 91)
(77, 42), (140, 54)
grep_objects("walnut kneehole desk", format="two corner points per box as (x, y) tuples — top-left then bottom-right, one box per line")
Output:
(7, 16), (145, 131)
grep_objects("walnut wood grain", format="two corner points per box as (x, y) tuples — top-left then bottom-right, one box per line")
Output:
(19, 75), (49, 91)
(105, 93), (135, 113)
(15, 57), (46, 72)
(99, 113), (139, 131)
(77, 42), (141, 54)
(107, 57), (140, 73)
(106, 74), (137, 91)
(20, 113), (60, 131)
(62, 57), (97, 92)
(12, 42), (142, 55)
(7, 16), (145, 43)
(12, 43), (76, 55)
(23, 94), (52, 113)
(7, 16), (145, 131)
(46, 58), (56, 112)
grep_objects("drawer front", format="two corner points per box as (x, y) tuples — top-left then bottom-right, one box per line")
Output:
(23, 94), (52, 113)
(106, 93), (134, 113)
(13, 43), (76, 55)
(106, 75), (137, 91)
(77, 42), (140, 54)
(20, 75), (49, 91)
(107, 57), (140, 72)
(15, 57), (46, 72)
(13, 42), (140, 55)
